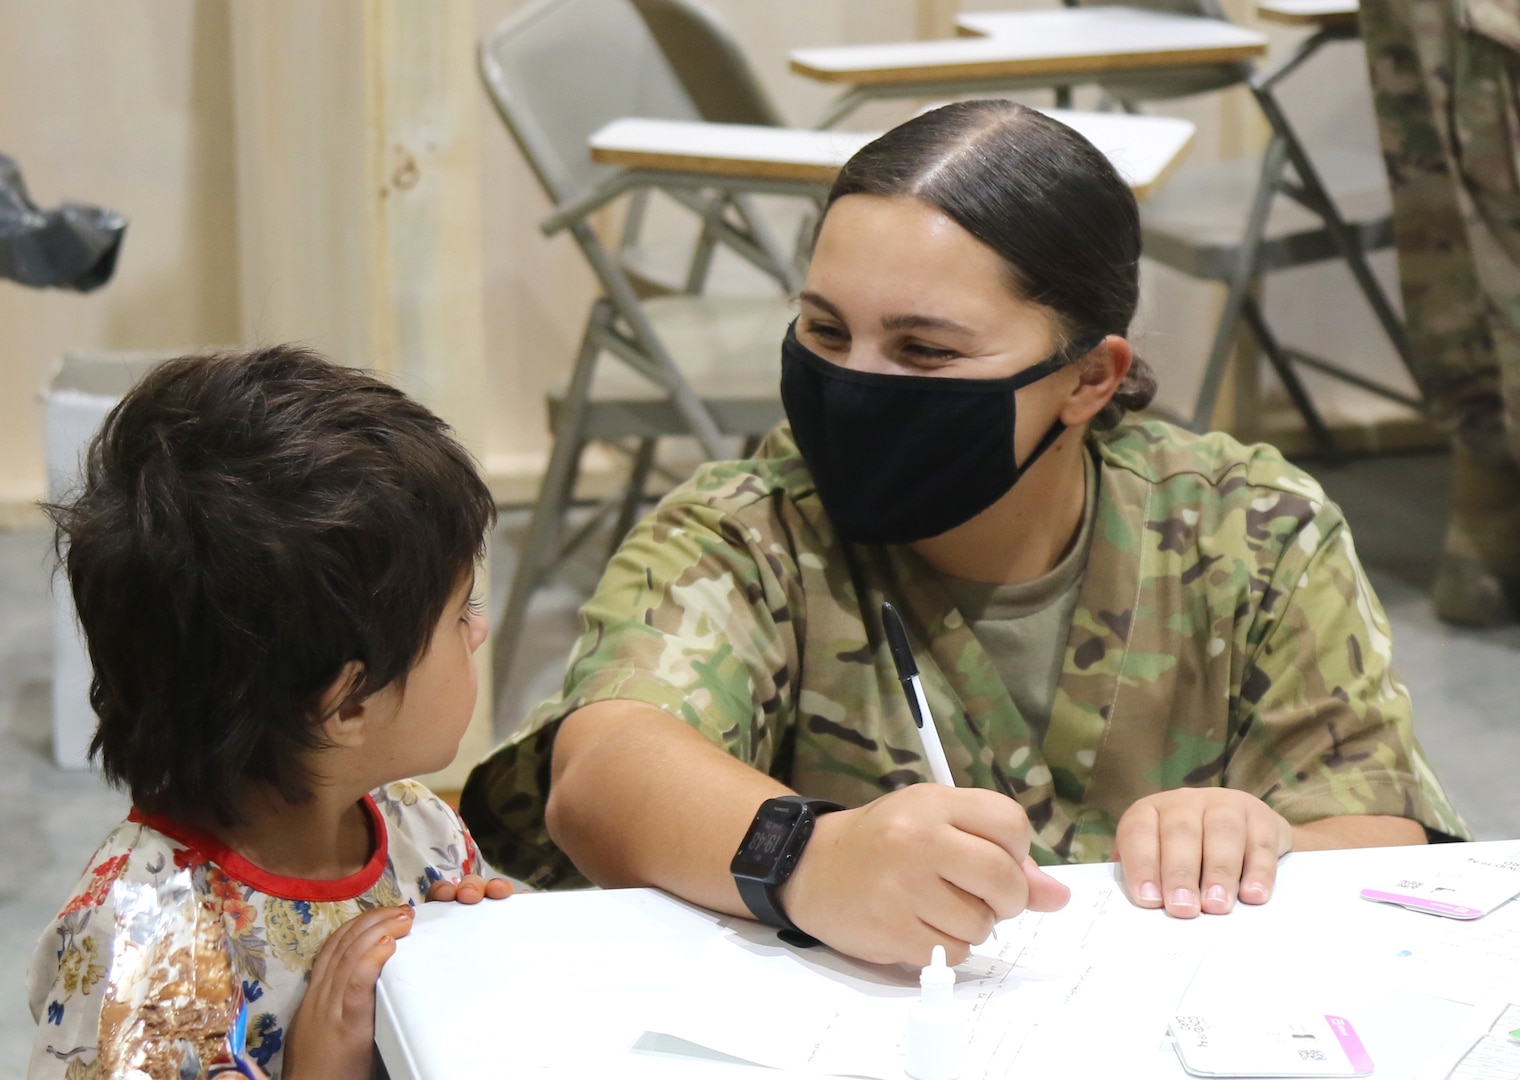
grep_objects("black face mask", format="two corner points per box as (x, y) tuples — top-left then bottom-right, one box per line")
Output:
(780, 322), (1088, 545)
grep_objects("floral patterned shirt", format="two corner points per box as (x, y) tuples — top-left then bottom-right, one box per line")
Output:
(27, 780), (480, 1079)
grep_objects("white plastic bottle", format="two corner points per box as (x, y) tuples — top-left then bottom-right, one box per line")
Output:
(905, 945), (966, 1080)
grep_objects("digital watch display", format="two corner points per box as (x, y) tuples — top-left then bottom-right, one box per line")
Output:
(729, 795), (844, 947)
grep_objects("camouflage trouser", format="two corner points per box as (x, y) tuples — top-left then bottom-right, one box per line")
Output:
(1361, 0), (1520, 467)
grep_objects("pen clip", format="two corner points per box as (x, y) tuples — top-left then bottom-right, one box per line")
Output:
(881, 602), (928, 729)
(881, 601), (919, 681)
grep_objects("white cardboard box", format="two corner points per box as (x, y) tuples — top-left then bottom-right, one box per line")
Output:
(43, 350), (173, 768)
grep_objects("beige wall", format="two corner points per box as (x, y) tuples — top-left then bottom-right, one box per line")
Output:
(0, 0), (1414, 524)
(0, 1), (240, 522)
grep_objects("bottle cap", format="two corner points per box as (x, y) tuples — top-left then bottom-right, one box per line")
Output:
(921, 945), (954, 989)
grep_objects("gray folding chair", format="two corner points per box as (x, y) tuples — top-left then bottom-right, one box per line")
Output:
(1082, 0), (1416, 454)
(480, 0), (796, 703)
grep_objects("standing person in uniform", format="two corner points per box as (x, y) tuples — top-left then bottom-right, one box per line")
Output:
(462, 101), (1467, 969)
(1361, 0), (1520, 625)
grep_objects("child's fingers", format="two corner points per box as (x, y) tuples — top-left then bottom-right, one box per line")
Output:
(337, 932), (399, 1018)
(426, 873), (515, 904)
(308, 907), (413, 996)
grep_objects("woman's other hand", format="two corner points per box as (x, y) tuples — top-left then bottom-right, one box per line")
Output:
(425, 872), (514, 903)
(779, 784), (1070, 966)
(1114, 788), (1292, 918)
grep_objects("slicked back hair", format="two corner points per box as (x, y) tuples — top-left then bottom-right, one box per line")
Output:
(46, 346), (496, 825)
(823, 100), (1157, 428)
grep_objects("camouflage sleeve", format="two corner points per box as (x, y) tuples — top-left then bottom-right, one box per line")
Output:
(1225, 505), (1470, 840)
(460, 493), (801, 887)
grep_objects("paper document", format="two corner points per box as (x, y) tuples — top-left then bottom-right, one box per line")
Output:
(644, 884), (1206, 1078)
(1423, 1002), (1520, 1080)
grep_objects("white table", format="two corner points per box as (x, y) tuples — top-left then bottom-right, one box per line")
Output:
(789, 7), (1267, 126)
(377, 840), (1520, 1078)
(588, 112), (1196, 202)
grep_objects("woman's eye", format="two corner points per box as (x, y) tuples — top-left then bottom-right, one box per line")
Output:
(901, 343), (958, 362)
(802, 321), (847, 344)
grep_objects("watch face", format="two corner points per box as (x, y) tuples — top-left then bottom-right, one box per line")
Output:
(729, 801), (805, 881)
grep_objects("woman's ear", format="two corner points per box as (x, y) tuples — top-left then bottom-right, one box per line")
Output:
(1060, 335), (1133, 427)
(316, 660), (370, 749)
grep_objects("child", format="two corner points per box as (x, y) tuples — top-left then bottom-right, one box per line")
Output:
(29, 346), (512, 1080)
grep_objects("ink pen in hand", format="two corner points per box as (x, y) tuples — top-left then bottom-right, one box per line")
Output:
(882, 602), (955, 787)
(883, 601), (1003, 943)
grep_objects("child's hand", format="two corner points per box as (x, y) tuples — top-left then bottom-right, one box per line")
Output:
(280, 905), (414, 1080)
(426, 872), (513, 904)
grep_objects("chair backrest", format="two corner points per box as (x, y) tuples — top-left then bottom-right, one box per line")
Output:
(630, 0), (785, 127)
(479, 0), (700, 205)
(1076, 0), (1251, 101)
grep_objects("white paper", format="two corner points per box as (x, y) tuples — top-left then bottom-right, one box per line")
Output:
(1419, 1002), (1520, 1080)
(643, 885), (1206, 1078)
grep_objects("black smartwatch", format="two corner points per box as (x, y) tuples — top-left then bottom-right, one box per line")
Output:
(730, 794), (844, 947)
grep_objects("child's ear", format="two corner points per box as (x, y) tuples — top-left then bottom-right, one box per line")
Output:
(317, 660), (370, 748)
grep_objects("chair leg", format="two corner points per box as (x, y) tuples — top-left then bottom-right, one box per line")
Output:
(1239, 295), (1340, 461)
(609, 438), (658, 558)
(572, 220), (728, 458)
(730, 192), (802, 293)
(683, 196), (724, 295)
(492, 308), (607, 707)
(1252, 85), (1413, 366)
(1190, 135), (1292, 432)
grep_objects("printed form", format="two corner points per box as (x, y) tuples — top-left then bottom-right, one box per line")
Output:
(643, 884), (1209, 1077)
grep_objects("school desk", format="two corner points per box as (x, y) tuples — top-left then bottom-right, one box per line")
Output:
(585, 109), (1196, 204)
(787, 7), (1268, 127)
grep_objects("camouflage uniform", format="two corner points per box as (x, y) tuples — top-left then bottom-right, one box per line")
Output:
(462, 422), (1469, 888)
(1361, 0), (1520, 464)
(1362, 0), (1520, 623)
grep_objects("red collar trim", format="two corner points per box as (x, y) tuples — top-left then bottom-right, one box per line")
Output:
(128, 794), (389, 902)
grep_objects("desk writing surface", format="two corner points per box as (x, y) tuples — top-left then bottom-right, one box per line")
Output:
(376, 841), (1519, 1079)
(590, 120), (876, 185)
(588, 112), (1195, 201)
(1255, 0), (1360, 27)
(790, 7), (1267, 86)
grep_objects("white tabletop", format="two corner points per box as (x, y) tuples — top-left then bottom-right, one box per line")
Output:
(377, 840), (1520, 1078)
(1255, 0), (1360, 27)
(589, 111), (1196, 201)
(790, 7), (1266, 86)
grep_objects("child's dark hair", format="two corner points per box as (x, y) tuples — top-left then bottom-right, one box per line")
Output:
(45, 346), (497, 826)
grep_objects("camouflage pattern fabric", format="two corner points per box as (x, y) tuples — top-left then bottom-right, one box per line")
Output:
(461, 422), (1469, 889)
(1362, 0), (1520, 467)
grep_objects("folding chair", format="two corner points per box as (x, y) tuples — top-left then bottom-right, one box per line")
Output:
(480, 0), (797, 703)
(1075, 0), (1419, 453)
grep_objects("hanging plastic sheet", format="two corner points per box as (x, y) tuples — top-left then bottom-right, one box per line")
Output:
(0, 152), (126, 291)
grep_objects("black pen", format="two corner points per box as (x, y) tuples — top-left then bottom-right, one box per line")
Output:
(882, 602), (955, 787)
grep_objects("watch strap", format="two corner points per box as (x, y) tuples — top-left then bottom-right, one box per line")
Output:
(736, 875), (816, 944)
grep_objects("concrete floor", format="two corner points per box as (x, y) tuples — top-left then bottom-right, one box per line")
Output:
(3, 448), (1519, 1064)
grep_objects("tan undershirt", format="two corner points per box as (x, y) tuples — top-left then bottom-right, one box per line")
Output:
(938, 448), (1098, 744)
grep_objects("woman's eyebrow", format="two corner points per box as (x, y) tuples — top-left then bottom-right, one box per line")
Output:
(880, 313), (976, 335)
(800, 291), (976, 337)
(798, 290), (843, 319)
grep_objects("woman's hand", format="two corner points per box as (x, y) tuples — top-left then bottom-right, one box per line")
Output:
(1114, 789), (1292, 918)
(779, 784), (1070, 966)
(280, 905), (414, 1080)
(425, 872), (514, 903)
